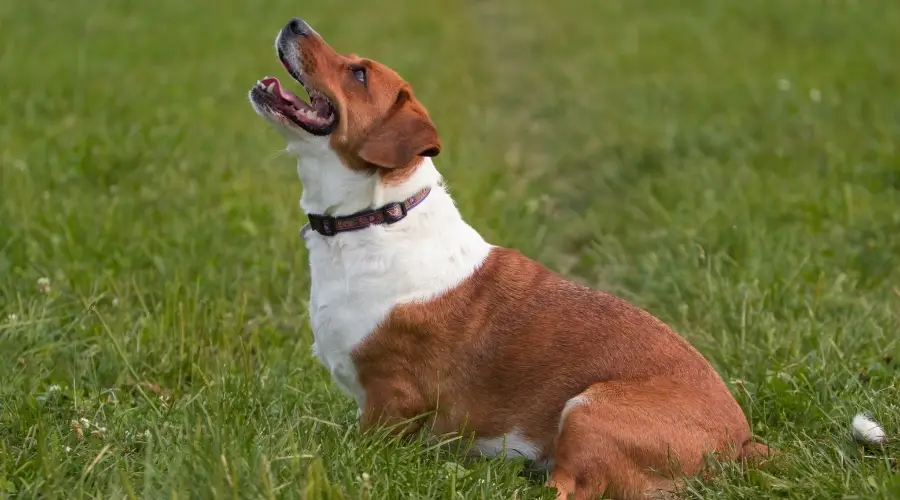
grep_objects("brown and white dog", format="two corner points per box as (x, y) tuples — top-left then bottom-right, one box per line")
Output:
(249, 18), (770, 500)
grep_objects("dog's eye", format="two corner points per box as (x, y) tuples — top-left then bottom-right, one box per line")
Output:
(350, 66), (367, 85)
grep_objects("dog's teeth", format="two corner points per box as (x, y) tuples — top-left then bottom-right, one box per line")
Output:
(265, 82), (276, 94)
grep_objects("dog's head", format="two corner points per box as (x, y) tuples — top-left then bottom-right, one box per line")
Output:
(249, 19), (441, 175)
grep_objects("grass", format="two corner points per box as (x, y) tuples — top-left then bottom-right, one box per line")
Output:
(1, 0), (899, 497)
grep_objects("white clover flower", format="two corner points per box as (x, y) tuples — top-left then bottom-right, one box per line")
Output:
(37, 277), (52, 294)
(359, 472), (372, 491)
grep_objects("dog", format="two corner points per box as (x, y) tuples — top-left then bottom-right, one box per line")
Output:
(248, 18), (771, 499)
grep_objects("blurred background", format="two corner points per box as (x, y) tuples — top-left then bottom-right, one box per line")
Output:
(1, 0), (899, 498)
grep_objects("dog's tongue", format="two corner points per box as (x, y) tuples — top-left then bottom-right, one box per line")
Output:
(261, 77), (304, 107)
(261, 77), (285, 98)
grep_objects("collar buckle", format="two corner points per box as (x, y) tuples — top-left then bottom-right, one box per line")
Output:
(308, 214), (337, 236)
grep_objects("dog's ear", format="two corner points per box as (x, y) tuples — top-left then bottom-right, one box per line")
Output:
(358, 91), (440, 169)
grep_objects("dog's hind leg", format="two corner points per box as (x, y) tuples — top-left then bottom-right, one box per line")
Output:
(546, 377), (752, 499)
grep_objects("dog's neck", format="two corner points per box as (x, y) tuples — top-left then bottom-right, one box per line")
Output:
(288, 138), (485, 254)
(290, 139), (493, 308)
(289, 137), (441, 218)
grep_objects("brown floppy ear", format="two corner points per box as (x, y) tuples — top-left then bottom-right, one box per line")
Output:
(358, 92), (441, 169)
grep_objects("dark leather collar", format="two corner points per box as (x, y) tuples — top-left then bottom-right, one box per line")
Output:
(301, 187), (431, 237)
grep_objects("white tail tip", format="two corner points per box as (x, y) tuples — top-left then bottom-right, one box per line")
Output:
(851, 413), (887, 445)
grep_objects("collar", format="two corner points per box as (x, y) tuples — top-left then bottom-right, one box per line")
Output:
(301, 187), (431, 237)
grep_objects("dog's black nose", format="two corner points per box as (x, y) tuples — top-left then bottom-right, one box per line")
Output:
(287, 18), (310, 36)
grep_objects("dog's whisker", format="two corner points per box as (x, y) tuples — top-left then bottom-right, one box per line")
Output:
(265, 149), (289, 162)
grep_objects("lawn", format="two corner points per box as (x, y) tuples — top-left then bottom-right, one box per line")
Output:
(1, 0), (899, 497)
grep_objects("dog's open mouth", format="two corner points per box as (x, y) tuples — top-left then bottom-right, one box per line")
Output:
(251, 67), (336, 135)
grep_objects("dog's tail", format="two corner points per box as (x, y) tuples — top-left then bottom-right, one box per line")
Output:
(851, 413), (888, 446)
(739, 413), (889, 470)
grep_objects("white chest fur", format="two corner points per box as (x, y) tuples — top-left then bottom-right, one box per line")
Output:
(294, 147), (492, 408)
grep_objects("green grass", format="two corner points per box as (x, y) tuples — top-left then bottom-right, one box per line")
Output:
(2, 0), (899, 497)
